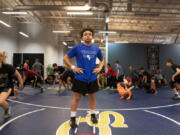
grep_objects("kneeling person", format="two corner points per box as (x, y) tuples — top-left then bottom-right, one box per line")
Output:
(117, 77), (134, 100)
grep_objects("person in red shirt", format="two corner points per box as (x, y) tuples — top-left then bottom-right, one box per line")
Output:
(23, 59), (29, 83)
(102, 63), (116, 89)
(23, 69), (43, 92)
(24, 70), (37, 78)
(23, 69), (37, 85)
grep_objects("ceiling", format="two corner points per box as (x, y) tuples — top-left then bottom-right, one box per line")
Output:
(1, 0), (180, 46)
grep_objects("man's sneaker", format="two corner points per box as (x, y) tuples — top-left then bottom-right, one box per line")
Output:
(70, 117), (78, 128)
(2, 107), (11, 119)
(172, 94), (180, 100)
(91, 114), (98, 124)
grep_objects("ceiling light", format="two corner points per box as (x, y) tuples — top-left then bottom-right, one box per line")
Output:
(2, 11), (27, 15)
(114, 41), (128, 43)
(67, 12), (93, 15)
(63, 42), (67, 46)
(53, 30), (70, 33)
(68, 46), (73, 48)
(66, 5), (90, 11)
(0, 20), (11, 27)
(98, 31), (117, 34)
(134, 12), (159, 17)
(19, 32), (29, 38)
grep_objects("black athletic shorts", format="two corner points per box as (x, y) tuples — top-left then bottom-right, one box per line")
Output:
(72, 79), (98, 95)
(170, 74), (180, 89)
(175, 74), (180, 83)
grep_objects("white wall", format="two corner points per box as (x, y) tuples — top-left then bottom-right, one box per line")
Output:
(0, 14), (68, 78)
(0, 13), (19, 64)
(18, 23), (65, 77)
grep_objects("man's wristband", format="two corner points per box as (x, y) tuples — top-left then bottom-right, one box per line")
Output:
(71, 65), (76, 70)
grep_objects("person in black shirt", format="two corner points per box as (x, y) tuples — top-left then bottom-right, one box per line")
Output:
(52, 63), (66, 90)
(57, 66), (75, 92)
(139, 68), (157, 94)
(53, 63), (65, 74)
(0, 52), (23, 118)
(129, 65), (139, 87)
(138, 67), (146, 88)
(175, 68), (180, 90)
(146, 69), (157, 94)
(138, 67), (147, 88)
(143, 69), (157, 94)
(166, 59), (180, 99)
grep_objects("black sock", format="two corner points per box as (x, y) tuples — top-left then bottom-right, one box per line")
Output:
(4, 108), (9, 114)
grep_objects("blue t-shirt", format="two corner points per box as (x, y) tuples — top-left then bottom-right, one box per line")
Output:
(116, 65), (124, 77)
(67, 43), (103, 82)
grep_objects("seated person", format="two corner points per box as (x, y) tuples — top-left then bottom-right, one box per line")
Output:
(138, 67), (145, 88)
(45, 70), (55, 84)
(129, 65), (139, 87)
(64, 69), (74, 89)
(155, 69), (168, 86)
(117, 77), (134, 100)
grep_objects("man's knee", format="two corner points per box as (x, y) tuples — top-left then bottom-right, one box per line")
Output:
(0, 100), (5, 106)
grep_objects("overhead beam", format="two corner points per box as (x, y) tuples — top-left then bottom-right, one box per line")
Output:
(113, 1), (180, 5)
(14, 5), (66, 10)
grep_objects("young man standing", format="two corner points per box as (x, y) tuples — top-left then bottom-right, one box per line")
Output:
(64, 28), (104, 128)
(32, 58), (43, 75)
(166, 59), (180, 99)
